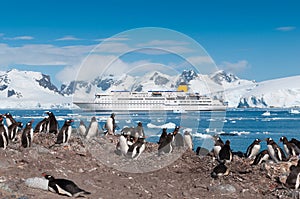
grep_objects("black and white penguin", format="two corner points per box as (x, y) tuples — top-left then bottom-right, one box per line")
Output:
(158, 133), (174, 156)
(135, 122), (145, 138)
(211, 162), (230, 179)
(21, 120), (34, 148)
(8, 121), (23, 141)
(251, 150), (270, 165)
(173, 126), (184, 148)
(55, 119), (73, 144)
(105, 113), (116, 135)
(86, 117), (98, 139)
(265, 137), (286, 163)
(118, 134), (129, 156)
(127, 137), (146, 160)
(245, 138), (261, 159)
(183, 129), (193, 150)
(279, 136), (300, 157)
(0, 115), (8, 149)
(212, 135), (224, 158)
(218, 140), (232, 163)
(46, 111), (58, 134)
(77, 120), (87, 137)
(34, 117), (49, 133)
(42, 173), (91, 197)
(290, 138), (300, 149)
(4, 113), (16, 127)
(157, 128), (168, 144)
(285, 161), (300, 189)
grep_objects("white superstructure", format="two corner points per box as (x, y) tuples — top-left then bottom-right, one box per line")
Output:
(74, 91), (226, 112)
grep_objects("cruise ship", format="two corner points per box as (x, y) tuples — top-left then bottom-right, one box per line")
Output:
(73, 84), (226, 112)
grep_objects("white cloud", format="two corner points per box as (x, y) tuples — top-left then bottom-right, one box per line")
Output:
(137, 40), (188, 46)
(4, 36), (34, 40)
(219, 60), (249, 74)
(92, 42), (132, 54)
(94, 37), (129, 42)
(276, 26), (296, 32)
(186, 56), (213, 64)
(55, 35), (82, 41)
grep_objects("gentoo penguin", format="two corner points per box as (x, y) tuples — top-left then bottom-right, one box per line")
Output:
(34, 117), (49, 133)
(245, 138), (261, 159)
(4, 113), (16, 127)
(55, 119), (73, 144)
(8, 121), (23, 141)
(77, 120), (87, 137)
(285, 161), (300, 189)
(0, 116), (8, 149)
(218, 140), (232, 163)
(105, 113), (116, 135)
(46, 111), (58, 134)
(290, 138), (300, 149)
(42, 173), (91, 197)
(86, 117), (98, 139)
(158, 133), (174, 156)
(118, 135), (129, 156)
(127, 137), (146, 159)
(279, 136), (300, 157)
(21, 120), (34, 148)
(157, 128), (168, 144)
(183, 129), (193, 150)
(212, 135), (224, 158)
(135, 122), (145, 138)
(173, 126), (184, 148)
(211, 162), (230, 179)
(251, 150), (270, 165)
(265, 137), (286, 163)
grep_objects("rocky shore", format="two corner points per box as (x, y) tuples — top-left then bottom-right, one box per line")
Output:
(0, 132), (299, 199)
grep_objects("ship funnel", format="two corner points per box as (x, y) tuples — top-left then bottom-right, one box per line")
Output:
(177, 82), (188, 92)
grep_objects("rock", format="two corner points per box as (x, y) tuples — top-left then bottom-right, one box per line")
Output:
(209, 184), (236, 194)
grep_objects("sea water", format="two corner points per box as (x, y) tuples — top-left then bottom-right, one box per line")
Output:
(1, 108), (300, 154)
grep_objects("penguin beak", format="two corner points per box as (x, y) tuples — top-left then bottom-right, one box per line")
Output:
(41, 172), (47, 177)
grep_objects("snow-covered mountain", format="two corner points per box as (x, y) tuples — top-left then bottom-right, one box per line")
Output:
(0, 69), (72, 109)
(1, 68), (300, 109)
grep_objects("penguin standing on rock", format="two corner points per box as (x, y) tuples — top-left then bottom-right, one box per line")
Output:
(212, 135), (224, 158)
(127, 137), (146, 159)
(218, 140), (232, 163)
(4, 113), (16, 127)
(8, 121), (23, 141)
(279, 136), (300, 157)
(158, 133), (174, 156)
(86, 117), (98, 139)
(266, 137), (286, 163)
(105, 113), (116, 135)
(183, 129), (193, 150)
(157, 128), (168, 145)
(21, 120), (34, 148)
(211, 162), (230, 179)
(0, 115), (8, 149)
(42, 173), (91, 197)
(173, 126), (184, 148)
(77, 120), (87, 137)
(245, 138), (261, 159)
(55, 119), (73, 144)
(34, 117), (49, 133)
(251, 150), (270, 165)
(46, 111), (58, 134)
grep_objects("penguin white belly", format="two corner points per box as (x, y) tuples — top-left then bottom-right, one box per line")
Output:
(267, 145), (278, 163)
(249, 144), (261, 159)
(213, 146), (221, 157)
(106, 118), (113, 134)
(184, 135), (193, 150)
(258, 154), (269, 165)
(283, 144), (290, 156)
(86, 122), (98, 139)
(119, 136), (129, 156)
(296, 173), (300, 190)
(5, 118), (12, 128)
(55, 184), (73, 197)
(66, 126), (72, 143)
(133, 144), (145, 160)
(78, 125), (86, 136)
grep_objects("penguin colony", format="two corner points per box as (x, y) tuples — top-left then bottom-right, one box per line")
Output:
(3, 111), (300, 195)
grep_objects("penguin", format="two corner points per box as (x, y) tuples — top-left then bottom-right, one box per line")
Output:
(21, 120), (34, 148)
(279, 136), (300, 157)
(158, 133), (174, 156)
(8, 121), (23, 141)
(245, 138), (261, 159)
(285, 162), (300, 189)
(86, 117), (98, 139)
(173, 126), (184, 148)
(127, 137), (146, 159)
(183, 129), (193, 150)
(135, 122), (145, 138)
(290, 138), (300, 149)
(251, 150), (270, 165)
(4, 113), (16, 127)
(77, 120), (87, 137)
(46, 111), (59, 134)
(157, 128), (168, 144)
(212, 135), (224, 158)
(265, 137), (286, 163)
(105, 113), (116, 135)
(42, 173), (91, 197)
(0, 116), (8, 149)
(34, 117), (49, 133)
(218, 140), (232, 163)
(211, 162), (230, 179)
(55, 119), (73, 144)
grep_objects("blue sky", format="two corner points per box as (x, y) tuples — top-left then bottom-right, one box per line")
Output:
(0, 0), (299, 86)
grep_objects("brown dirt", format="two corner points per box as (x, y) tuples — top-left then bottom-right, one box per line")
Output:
(0, 133), (298, 199)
